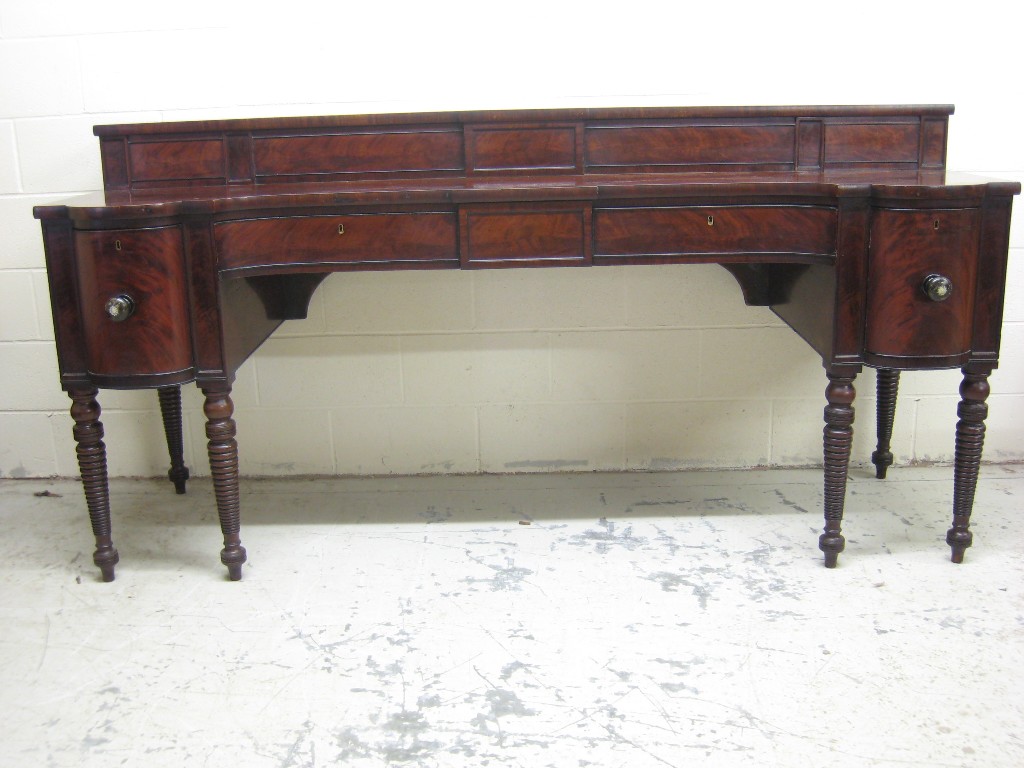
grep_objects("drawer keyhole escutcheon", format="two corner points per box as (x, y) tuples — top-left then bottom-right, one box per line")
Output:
(114, 239), (122, 251)
(922, 274), (953, 302)
(104, 294), (136, 322)
(707, 215), (714, 226)
(337, 223), (345, 235)
(934, 219), (940, 230)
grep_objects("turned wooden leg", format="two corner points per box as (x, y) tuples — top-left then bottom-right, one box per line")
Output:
(158, 385), (190, 494)
(820, 372), (857, 568)
(871, 368), (900, 479)
(69, 389), (119, 582)
(947, 370), (990, 564)
(202, 386), (246, 580)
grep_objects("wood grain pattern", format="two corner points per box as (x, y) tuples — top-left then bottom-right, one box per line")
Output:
(252, 129), (463, 179)
(865, 208), (979, 364)
(129, 138), (225, 183)
(585, 123), (795, 171)
(215, 213), (457, 272)
(824, 122), (918, 165)
(460, 204), (590, 267)
(594, 205), (836, 259)
(75, 226), (192, 378)
(29, 105), (1019, 578)
(467, 125), (577, 173)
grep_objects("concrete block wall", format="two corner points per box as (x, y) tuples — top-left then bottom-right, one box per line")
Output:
(1, 1), (1021, 478)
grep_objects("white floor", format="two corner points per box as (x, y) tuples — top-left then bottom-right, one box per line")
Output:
(1, 465), (1022, 767)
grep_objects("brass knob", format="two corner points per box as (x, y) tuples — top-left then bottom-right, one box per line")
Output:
(104, 294), (136, 322)
(922, 274), (953, 302)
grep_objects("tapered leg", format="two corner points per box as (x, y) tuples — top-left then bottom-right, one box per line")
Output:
(202, 386), (246, 580)
(158, 385), (190, 494)
(820, 372), (857, 568)
(69, 389), (119, 582)
(871, 368), (900, 479)
(947, 370), (990, 564)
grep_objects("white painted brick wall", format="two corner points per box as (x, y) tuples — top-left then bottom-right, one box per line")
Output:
(1, 1), (1021, 479)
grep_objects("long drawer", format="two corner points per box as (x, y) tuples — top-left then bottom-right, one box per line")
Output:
(593, 205), (838, 261)
(214, 212), (458, 272)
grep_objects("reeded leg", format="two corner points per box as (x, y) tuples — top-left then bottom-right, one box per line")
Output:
(871, 368), (900, 479)
(947, 370), (990, 564)
(157, 385), (190, 494)
(820, 372), (857, 568)
(69, 389), (119, 582)
(202, 386), (246, 580)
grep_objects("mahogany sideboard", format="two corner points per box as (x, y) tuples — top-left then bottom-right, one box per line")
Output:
(33, 105), (1019, 581)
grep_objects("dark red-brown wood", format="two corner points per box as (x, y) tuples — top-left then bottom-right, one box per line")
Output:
(31, 105), (1019, 581)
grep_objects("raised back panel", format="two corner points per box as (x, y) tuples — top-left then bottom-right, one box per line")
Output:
(94, 106), (953, 190)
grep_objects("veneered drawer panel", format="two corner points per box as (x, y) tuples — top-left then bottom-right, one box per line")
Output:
(252, 129), (463, 178)
(594, 206), (837, 257)
(460, 204), (591, 267)
(585, 124), (795, 170)
(866, 208), (979, 360)
(75, 226), (192, 377)
(468, 125), (577, 172)
(215, 213), (458, 271)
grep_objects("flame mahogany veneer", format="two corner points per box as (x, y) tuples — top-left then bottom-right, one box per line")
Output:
(34, 105), (1019, 581)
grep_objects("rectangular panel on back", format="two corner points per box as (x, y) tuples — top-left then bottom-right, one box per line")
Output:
(467, 125), (578, 173)
(584, 121), (795, 172)
(252, 128), (464, 180)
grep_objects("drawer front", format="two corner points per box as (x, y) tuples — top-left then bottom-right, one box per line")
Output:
(215, 212), (458, 272)
(459, 203), (592, 267)
(866, 208), (979, 362)
(75, 226), (192, 377)
(594, 205), (837, 259)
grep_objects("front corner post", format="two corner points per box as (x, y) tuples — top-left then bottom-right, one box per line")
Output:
(68, 388), (119, 581)
(201, 384), (246, 580)
(821, 371), (857, 568)
(947, 368), (991, 563)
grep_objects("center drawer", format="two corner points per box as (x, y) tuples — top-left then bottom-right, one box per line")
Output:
(214, 212), (458, 272)
(593, 205), (837, 261)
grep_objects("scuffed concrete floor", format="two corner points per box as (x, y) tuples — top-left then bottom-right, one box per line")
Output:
(1, 465), (1022, 767)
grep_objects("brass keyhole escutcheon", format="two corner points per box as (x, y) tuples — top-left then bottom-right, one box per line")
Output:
(934, 219), (940, 230)
(707, 215), (714, 226)
(337, 223), (345, 235)
(114, 239), (122, 251)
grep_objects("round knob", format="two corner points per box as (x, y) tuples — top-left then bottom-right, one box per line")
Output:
(922, 274), (953, 302)
(104, 294), (136, 322)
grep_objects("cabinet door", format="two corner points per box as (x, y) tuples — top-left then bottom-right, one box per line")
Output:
(865, 208), (979, 367)
(75, 226), (192, 379)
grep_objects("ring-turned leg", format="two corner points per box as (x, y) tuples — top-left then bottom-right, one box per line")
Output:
(69, 389), (119, 582)
(820, 372), (857, 568)
(947, 369), (990, 563)
(202, 386), (246, 580)
(158, 385), (190, 494)
(871, 368), (900, 479)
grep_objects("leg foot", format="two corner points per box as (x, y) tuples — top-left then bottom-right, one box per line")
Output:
(946, 370), (989, 564)
(158, 385), (190, 494)
(69, 389), (119, 582)
(203, 385), (247, 580)
(871, 368), (900, 480)
(820, 372), (857, 568)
